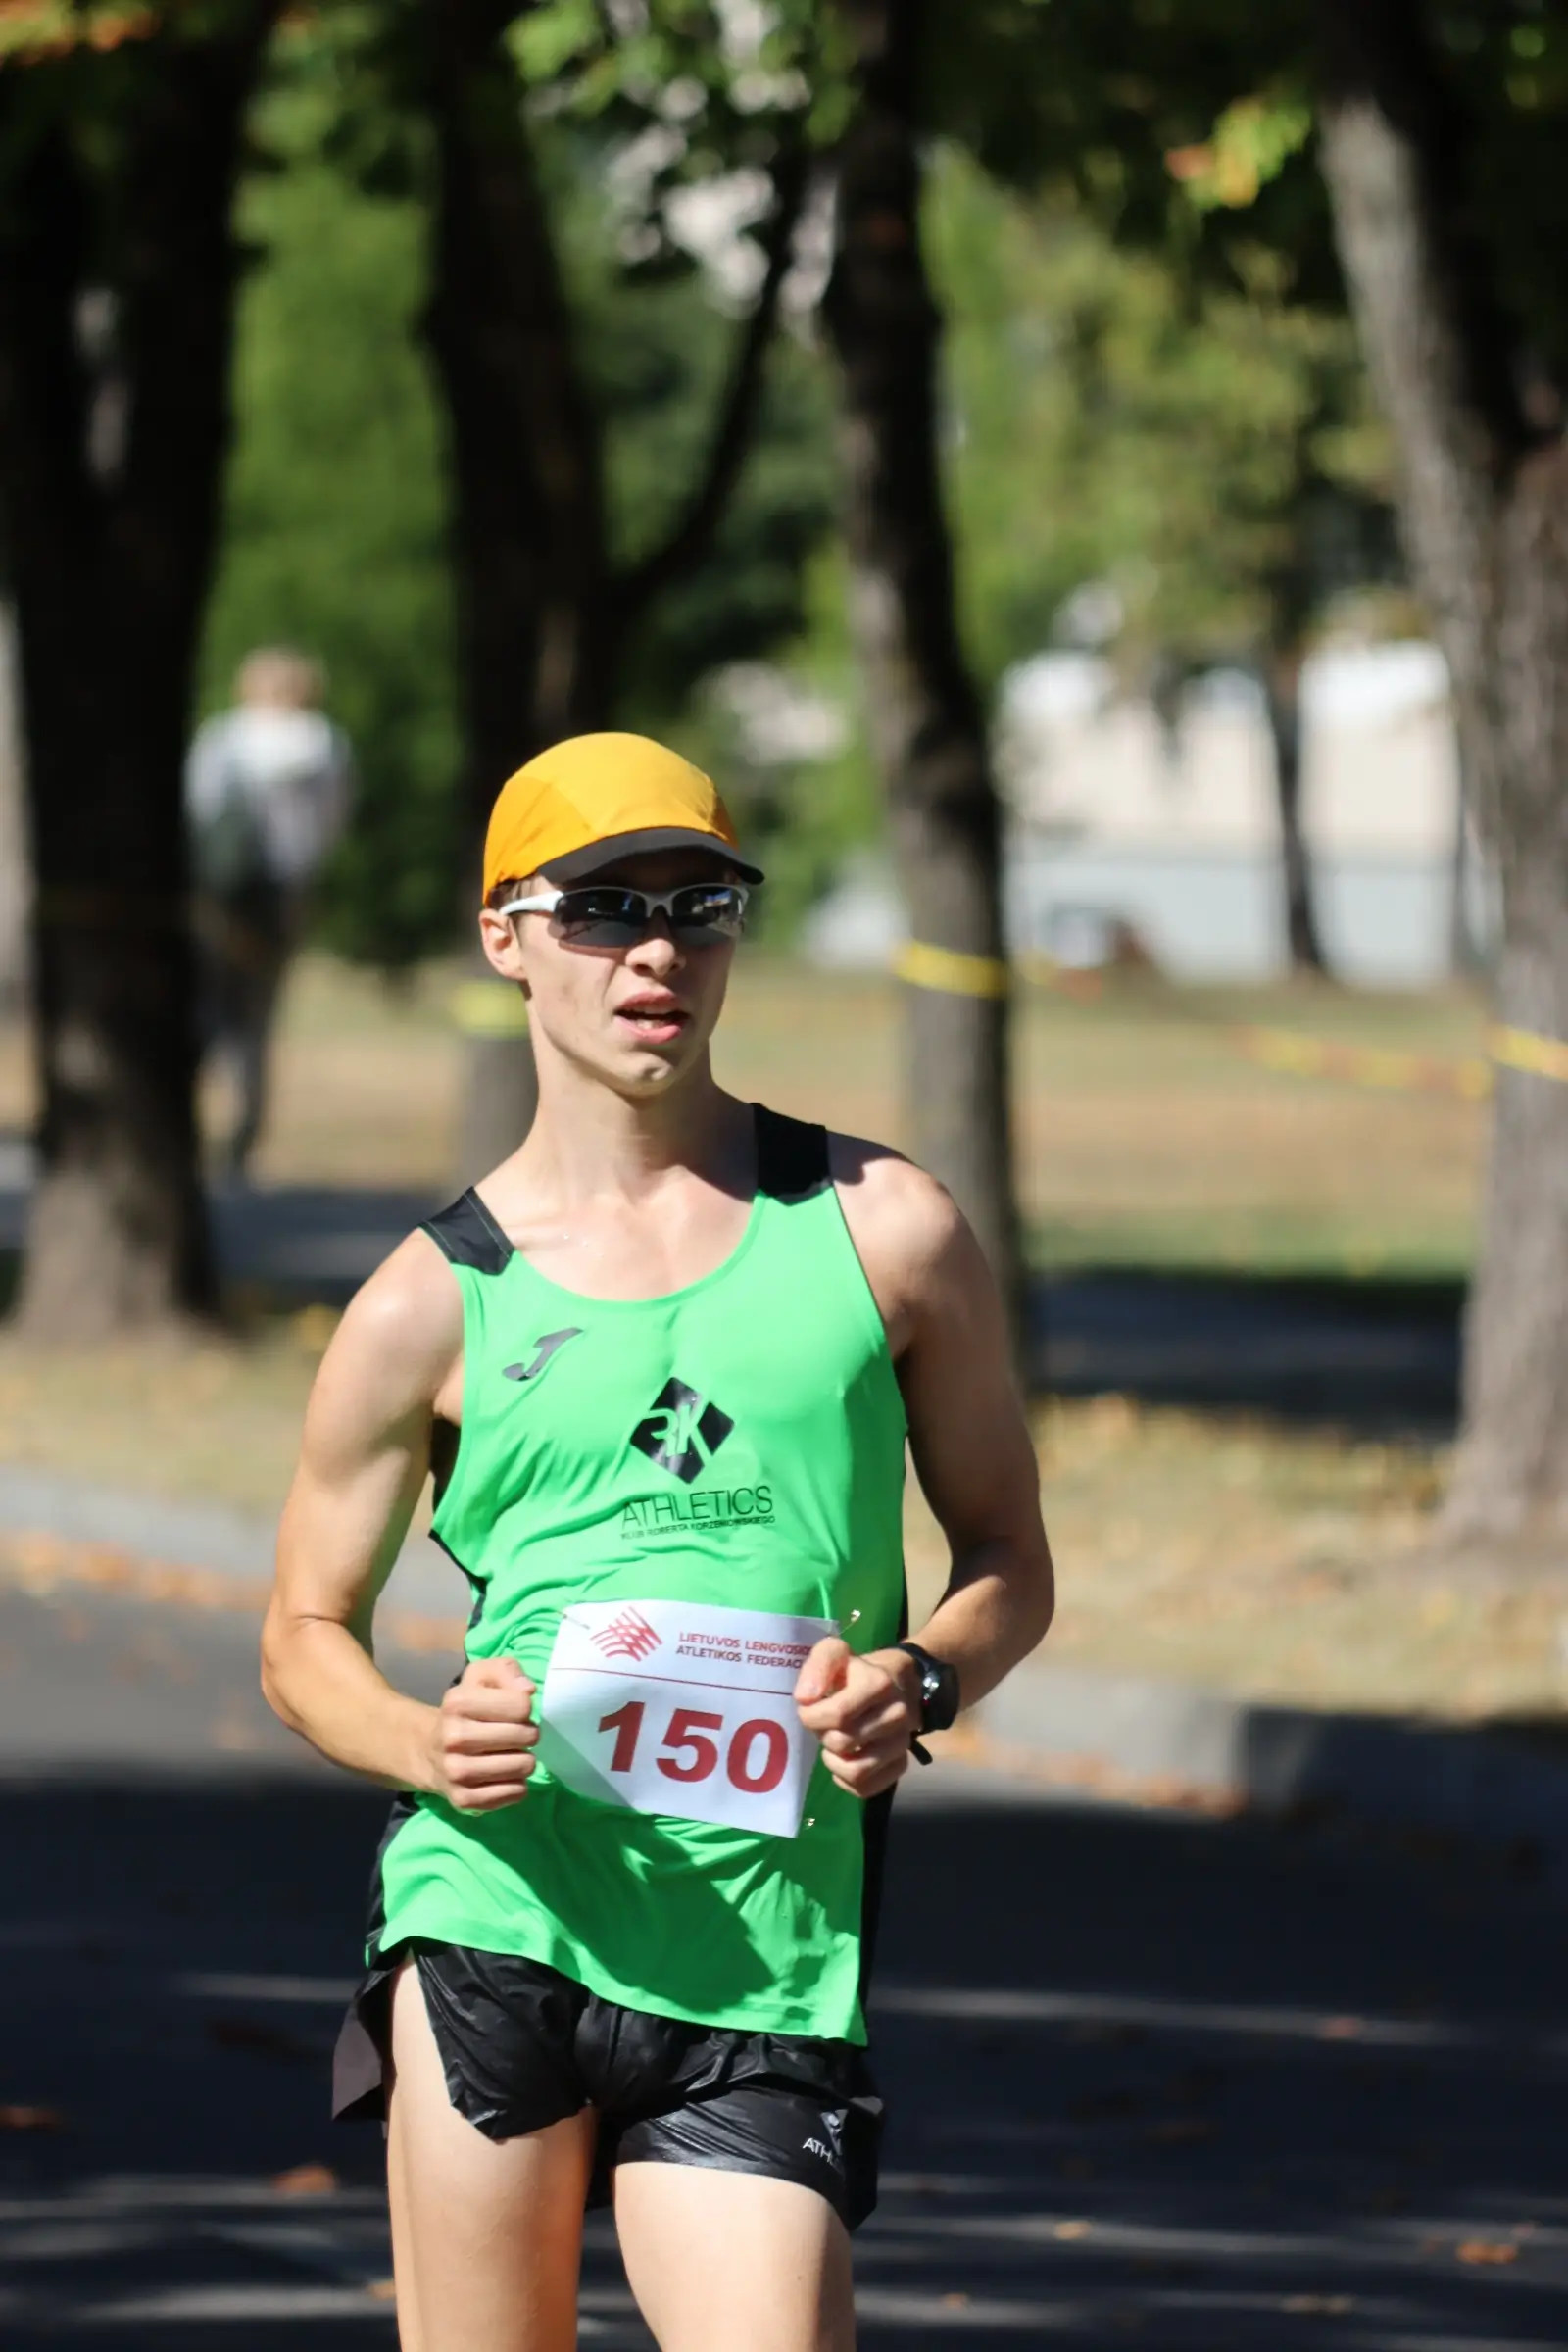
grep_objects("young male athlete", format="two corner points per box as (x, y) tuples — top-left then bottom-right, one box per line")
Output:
(262, 732), (1054, 2352)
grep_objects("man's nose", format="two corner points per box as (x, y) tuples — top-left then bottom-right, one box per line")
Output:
(629, 913), (683, 971)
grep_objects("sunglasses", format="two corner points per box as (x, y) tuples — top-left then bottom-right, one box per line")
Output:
(497, 880), (750, 948)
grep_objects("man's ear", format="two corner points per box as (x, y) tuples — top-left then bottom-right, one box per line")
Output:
(477, 904), (527, 983)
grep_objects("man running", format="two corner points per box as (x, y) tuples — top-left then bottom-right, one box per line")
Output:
(262, 732), (1054, 2352)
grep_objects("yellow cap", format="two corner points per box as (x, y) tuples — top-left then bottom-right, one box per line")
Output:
(482, 732), (762, 901)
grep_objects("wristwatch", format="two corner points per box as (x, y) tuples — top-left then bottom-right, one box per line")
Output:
(895, 1642), (960, 1738)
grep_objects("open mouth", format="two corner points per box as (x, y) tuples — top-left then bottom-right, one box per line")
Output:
(616, 1004), (689, 1039)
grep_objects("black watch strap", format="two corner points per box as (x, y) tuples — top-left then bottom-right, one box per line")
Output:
(895, 1641), (960, 1738)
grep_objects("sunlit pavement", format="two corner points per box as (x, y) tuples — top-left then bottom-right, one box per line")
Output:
(1, 1579), (1565, 2346)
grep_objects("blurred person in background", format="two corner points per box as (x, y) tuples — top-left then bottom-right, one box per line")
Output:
(186, 646), (353, 1178)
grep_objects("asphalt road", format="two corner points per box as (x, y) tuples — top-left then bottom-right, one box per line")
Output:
(2, 1578), (1565, 2349)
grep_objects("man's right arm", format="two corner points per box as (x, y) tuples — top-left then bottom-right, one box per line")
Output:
(261, 1234), (538, 1810)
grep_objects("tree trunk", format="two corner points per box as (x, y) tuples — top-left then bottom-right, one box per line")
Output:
(424, 0), (614, 1180)
(1262, 643), (1330, 975)
(0, 604), (25, 1018)
(1446, 449), (1568, 1531)
(1318, 4), (1568, 1532)
(422, 2), (807, 1187)
(0, 19), (273, 1335)
(1447, 770), (1478, 976)
(821, 0), (1022, 1342)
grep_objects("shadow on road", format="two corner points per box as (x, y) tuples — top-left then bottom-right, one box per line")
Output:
(1035, 1265), (1461, 1433)
(2, 1768), (1564, 2347)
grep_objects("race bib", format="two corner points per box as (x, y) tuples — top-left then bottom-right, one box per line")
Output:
(536, 1597), (834, 1838)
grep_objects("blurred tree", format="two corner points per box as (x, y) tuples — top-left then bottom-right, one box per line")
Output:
(928, 148), (1395, 975)
(929, 0), (1568, 1526)
(200, 59), (460, 975)
(822, 0), (1022, 1335)
(1311, 0), (1568, 1534)
(204, 18), (836, 985)
(671, 544), (886, 947)
(0, 1), (278, 1335)
(417, 0), (815, 1175)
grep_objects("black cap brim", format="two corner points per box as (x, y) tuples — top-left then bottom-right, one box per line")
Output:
(542, 827), (763, 886)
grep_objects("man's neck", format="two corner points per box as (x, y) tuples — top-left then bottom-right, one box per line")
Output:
(508, 1051), (751, 1208)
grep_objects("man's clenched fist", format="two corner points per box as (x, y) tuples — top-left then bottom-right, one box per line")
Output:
(794, 1637), (918, 1800)
(427, 1656), (538, 1812)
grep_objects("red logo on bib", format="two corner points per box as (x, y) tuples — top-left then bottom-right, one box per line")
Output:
(590, 1606), (662, 1664)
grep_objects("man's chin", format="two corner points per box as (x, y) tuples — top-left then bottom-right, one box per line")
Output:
(606, 1038), (698, 1093)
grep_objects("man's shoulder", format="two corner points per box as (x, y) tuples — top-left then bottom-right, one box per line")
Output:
(824, 1130), (966, 1287)
(322, 1228), (465, 1403)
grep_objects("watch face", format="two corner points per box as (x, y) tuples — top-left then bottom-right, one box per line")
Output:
(899, 1642), (958, 1734)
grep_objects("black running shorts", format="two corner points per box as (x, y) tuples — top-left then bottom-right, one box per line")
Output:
(334, 1940), (883, 2230)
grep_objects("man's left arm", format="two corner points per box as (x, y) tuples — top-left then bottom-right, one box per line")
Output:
(796, 1171), (1054, 1796)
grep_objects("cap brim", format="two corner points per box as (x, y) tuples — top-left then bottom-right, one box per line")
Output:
(542, 827), (763, 886)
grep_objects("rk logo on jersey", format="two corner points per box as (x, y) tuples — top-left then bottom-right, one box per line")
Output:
(629, 1377), (735, 1485)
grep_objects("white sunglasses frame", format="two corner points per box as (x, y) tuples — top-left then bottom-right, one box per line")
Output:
(495, 880), (751, 930)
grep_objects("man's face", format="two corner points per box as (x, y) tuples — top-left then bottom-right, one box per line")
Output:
(477, 848), (740, 1098)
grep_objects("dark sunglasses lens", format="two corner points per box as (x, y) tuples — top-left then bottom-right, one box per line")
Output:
(552, 888), (643, 943)
(670, 885), (748, 942)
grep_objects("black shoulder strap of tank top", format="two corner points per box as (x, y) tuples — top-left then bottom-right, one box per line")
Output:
(753, 1102), (831, 1201)
(420, 1188), (514, 1274)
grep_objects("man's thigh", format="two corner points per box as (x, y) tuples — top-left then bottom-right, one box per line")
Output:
(386, 1960), (595, 2352)
(614, 2163), (855, 2352)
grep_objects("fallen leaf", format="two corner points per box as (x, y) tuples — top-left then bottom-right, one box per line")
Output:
(940, 2292), (970, 2309)
(0, 2104), (63, 2132)
(273, 2162), (338, 2197)
(1457, 2241), (1518, 2267)
(1052, 2219), (1093, 2240)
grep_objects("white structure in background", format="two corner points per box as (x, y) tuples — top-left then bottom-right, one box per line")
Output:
(0, 611), (26, 1013)
(805, 640), (1476, 985)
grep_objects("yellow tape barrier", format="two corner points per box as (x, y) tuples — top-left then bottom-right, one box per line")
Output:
(892, 939), (1010, 999)
(451, 935), (1568, 1098)
(451, 981), (530, 1039)
(1232, 1021), (1568, 1097)
(893, 940), (1568, 1096)
(1489, 1022), (1568, 1084)
(1229, 1024), (1490, 1099)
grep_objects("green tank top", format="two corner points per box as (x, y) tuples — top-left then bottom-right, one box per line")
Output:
(370, 1106), (908, 2044)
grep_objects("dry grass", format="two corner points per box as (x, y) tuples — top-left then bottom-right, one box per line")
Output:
(908, 1396), (1568, 1724)
(1, 954), (1543, 1725)
(0, 1321), (325, 1522)
(1, 953), (1488, 1272)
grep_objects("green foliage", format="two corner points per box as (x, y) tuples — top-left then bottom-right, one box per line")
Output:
(1168, 89), (1313, 213)
(670, 544), (886, 943)
(200, 66), (461, 970)
(200, 19), (842, 967)
(583, 268), (839, 725)
(927, 146), (1392, 693)
(504, 0), (855, 145)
